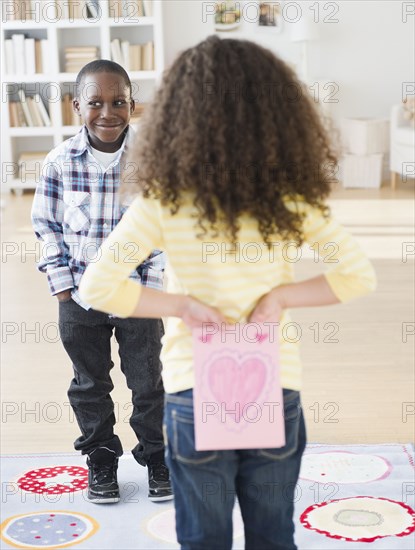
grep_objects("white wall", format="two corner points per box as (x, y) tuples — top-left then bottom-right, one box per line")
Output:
(162, 1), (415, 123)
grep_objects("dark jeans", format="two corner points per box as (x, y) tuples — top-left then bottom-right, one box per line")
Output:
(58, 298), (165, 465)
(164, 389), (306, 550)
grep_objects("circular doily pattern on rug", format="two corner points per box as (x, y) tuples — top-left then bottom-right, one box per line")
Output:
(1, 511), (98, 548)
(300, 452), (391, 483)
(17, 466), (88, 495)
(300, 496), (415, 542)
(144, 506), (244, 544)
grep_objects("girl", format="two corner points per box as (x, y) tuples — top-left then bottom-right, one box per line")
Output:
(80, 37), (376, 549)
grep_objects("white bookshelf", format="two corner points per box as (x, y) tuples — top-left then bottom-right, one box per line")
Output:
(1, 0), (164, 194)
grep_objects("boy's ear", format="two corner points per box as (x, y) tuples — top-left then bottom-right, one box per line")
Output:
(130, 98), (135, 114)
(73, 98), (81, 115)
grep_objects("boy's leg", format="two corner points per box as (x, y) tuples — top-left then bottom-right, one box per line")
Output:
(113, 317), (165, 463)
(58, 299), (122, 456)
(113, 317), (172, 500)
(59, 299), (122, 503)
(164, 390), (237, 550)
(236, 390), (306, 550)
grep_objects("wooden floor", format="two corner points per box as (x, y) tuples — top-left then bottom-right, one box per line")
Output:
(1, 180), (414, 453)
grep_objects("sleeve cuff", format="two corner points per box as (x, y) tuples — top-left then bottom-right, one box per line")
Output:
(324, 268), (377, 303)
(48, 266), (74, 295)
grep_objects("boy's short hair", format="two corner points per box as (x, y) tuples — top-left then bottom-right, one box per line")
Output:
(75, 59), (132, 97)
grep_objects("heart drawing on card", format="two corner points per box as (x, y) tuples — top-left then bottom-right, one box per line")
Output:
(207, 356), (267, 423)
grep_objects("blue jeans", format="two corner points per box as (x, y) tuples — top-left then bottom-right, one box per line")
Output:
(164, 389), (306, 550)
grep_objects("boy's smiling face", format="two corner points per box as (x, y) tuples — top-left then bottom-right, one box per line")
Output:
(73, 71), (135, 153)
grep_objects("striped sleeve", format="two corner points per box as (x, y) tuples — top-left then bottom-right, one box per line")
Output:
(302, 203), (377, 302)
(79, 196), (163, 317)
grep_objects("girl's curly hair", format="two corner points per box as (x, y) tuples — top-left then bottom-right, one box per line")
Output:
(122, 36), (337, 246)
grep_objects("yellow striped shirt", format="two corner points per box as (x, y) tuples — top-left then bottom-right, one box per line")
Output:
(80, 195), (376, 393)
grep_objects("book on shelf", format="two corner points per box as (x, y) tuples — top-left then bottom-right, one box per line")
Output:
(11, 34), (25, 74)
(35, 93), (52, 125)
(27, 96), (43, 126)
(141, 41), (154, 71)
(35, 39), (42, 72)
(5, 35), (47, 75)
(85, 0), (100, 18)
(62, 94), (82, 126)
(24, 38), (36, 74)
(110, 40), (154, 70)
(17, 89), (33, 126)
(3, 0), (150, 21)
(3, 0), (56, 21)
(143, 0), (152, 17)
(18, 151), (49, 182)
(3, 0), (33, 21)
(8, 101), (27, 127)
(108, 0), (147, 19)
(4, 40), (15, 74)
(10, 89), (51, 127)
(56, 0), (100, 20)
(129, 44), (141, 71)
(64, 46), (99, 73)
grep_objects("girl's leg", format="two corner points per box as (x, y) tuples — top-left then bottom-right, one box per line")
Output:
(236, 390), (306, 550)
(164, 390), (238, 550)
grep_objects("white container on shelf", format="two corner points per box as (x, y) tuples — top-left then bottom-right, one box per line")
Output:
(341, 118), (390, 155)
(341, 153), (384, 188)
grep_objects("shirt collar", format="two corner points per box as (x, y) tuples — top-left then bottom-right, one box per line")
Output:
(68, 125), (135, 158)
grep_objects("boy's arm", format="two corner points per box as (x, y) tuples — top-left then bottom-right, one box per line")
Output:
(31, 158), (74, 296)
(137, 250), (165, 290)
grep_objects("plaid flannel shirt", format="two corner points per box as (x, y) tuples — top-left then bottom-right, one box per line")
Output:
(31, 125), (164, 310)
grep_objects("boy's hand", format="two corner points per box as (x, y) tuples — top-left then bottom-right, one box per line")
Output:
(181, 296), (225, 330)
(248, 287), (286, 323)
(56, 290), (72, 303)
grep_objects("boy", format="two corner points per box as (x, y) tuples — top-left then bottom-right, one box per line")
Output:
(31, 60), (172, 504)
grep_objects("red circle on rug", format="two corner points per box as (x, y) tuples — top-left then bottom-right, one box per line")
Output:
(17, 466), (88, 495)
(300, 496), (415, 542)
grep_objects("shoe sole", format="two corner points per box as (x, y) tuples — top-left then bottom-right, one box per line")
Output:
(148, 494), (174, 502)
(86, 496), (120, 504)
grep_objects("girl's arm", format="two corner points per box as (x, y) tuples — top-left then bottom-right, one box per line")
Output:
(79, 196), (224, 327)
(249, 275), (340, 323)
(131, 287), (225, 327)
(249, 202), (376, 323)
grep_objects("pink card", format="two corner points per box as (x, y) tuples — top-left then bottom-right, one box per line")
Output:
(192, 323), (285, 451)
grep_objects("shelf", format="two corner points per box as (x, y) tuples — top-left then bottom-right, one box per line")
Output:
(1, 0), (164, 193)
(3, 75), (52, 83)
(108, 17), (155, 27)
(55, 19), (106, 29)
(10, 178), (37, 191)
(1, 21), (49, 30)
(9, 128), (55, 137)
(129, 71), (157, 80)
(62, 126), (83, 135)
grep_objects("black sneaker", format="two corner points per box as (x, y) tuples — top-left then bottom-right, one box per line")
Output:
(148, 459), (173, 502)
(86, 447), (120, 504)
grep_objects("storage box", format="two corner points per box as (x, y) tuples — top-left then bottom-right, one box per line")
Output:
(341, 153), (383, 188)
(342, 118), (390, 155)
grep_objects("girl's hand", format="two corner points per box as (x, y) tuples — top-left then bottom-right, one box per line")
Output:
(181, 296), (226, 330)
(248, 286), (286, 323)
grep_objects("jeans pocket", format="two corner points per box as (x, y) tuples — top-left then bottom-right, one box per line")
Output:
(171, 409), (219, 465)
(258, 392), (302, 460)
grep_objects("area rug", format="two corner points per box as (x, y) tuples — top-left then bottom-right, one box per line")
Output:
(1, 444), (414, 549)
